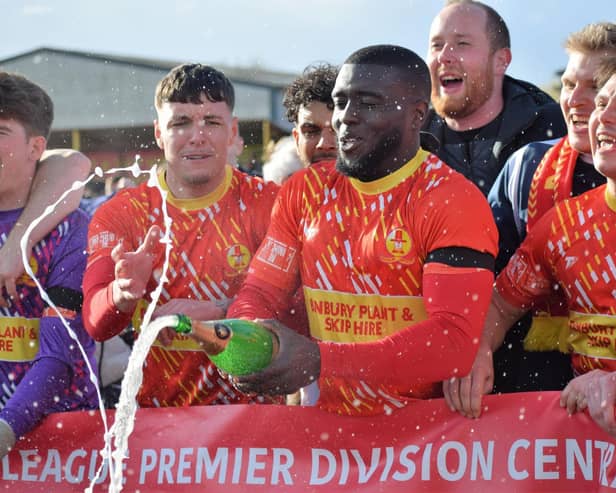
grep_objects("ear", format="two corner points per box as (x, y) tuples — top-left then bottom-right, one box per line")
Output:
(292, 127), (300, 150)
(228, 117), (239, 146)
(154, 119), (163, 150)
(29, 135), (47, 162)
(411, 101), (429, 129)
(494, 47), (511, 76)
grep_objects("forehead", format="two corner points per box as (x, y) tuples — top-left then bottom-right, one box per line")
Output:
(430, 4), (487, 39)
(157, 95), (232, 121)
(333, 64), (405, 95)
(0, 118), (27, 133)
(297, 101), (333, 126)
(563, 51), (603, 79)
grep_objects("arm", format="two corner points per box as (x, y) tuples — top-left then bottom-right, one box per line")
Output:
(0, 150), (90, 301)
(442, 210), (556, 418)
(231, 262), (494, 396)
(82, 225), (162, 341)
(442, 288), (527, 418)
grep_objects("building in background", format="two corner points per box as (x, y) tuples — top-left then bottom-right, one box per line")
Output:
(0, 47), (296, 172)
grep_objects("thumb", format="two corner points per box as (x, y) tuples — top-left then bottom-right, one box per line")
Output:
(137, 225), (162, 256)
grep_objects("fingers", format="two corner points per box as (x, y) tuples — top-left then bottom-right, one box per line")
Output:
(111, 239), (126, 264)
(4, 278), (17, 302)
(157, 327), (175, 347)
(136, 226), (162, 256)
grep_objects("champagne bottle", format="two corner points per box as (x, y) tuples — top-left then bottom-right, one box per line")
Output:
(173, 315), (276, 376)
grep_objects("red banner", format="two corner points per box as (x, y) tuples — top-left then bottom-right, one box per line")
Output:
(2, 392), (615, 492)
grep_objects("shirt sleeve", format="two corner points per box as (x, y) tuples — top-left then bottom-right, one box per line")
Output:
(415, 174), (498, 258)
(82, 195), (139, 341)
(495, 207), (556, 309)
(318, 264), (494, 386)
(228, 177), (304, 319)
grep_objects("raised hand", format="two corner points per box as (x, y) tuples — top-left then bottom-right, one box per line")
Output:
(111, 225), (162, 314)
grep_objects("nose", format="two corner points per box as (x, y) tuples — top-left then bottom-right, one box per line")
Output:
(568, 84), (592, 109)
(598, 98), (616, 124)
(436, 43), (457, 65)
(334, 102), (359, 129)
(190, 123), (207, 144)
(317, 126), (337, 150)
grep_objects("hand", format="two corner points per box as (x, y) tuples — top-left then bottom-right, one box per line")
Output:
(442, 343), (494, 418)
(111, 226), (162, 314)
(0, 234), (29, 308)
(0, 419), (16, 459)
(232, 319), (321, 396)
(153, 298), (227, 346)
(560, 371), (597, 415)
(586, 370), (616, 438)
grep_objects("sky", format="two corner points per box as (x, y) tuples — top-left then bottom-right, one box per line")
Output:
(1, 0), (613, 87)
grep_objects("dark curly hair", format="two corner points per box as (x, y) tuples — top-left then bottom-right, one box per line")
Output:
(283, 63), (338, 124)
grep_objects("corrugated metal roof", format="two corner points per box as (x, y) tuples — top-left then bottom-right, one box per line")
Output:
(0, 47), (296, 131)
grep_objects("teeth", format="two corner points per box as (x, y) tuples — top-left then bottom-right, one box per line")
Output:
(598, 134), (616, 149)
(571, 115), (588, 125)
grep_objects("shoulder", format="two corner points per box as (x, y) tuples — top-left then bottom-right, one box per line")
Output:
(232, 167), (280, 202)
(502, 76), (566, 136)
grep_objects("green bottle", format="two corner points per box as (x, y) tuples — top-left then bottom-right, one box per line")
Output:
(173, 315), (276, 376)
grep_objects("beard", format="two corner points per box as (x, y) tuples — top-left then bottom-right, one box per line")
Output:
(336, 129), (402, 182)
(431, 65), (495, 120)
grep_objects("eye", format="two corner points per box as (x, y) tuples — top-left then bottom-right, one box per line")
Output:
(333, 98), (347, 110)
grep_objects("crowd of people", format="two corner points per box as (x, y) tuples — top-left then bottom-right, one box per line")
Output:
(0, 0), (615, 458)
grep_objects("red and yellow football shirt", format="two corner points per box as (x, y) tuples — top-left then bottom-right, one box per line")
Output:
(245, 150), (498, 415)
(498, 185), (616, 376)
(87, 166), (280, 407)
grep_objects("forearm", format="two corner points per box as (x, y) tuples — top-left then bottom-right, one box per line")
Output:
(0, 357), (71, 439)
(82, 257), (133, 341)
(10, 150), (90, 248)
(481, 289), (527, 352)
(227, 277), (292, 321)
(319, 267), (494, 387)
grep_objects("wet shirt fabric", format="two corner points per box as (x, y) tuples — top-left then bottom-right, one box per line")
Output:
(497, 185), (616, 376)
(0, 208), (97, 438)
(233, 151), (498, 415)
(85, 166), (282, 407)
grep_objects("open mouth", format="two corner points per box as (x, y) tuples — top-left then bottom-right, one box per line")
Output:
(597, 134), (616, 150)
(183, 153), (212, 160)
(569, 114), (589, 129)
(338, 135), (362, 153)
(439, 75), (463, 90)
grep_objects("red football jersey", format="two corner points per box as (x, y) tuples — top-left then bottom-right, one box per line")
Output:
(498, 185), (616, 375)
(87, 166), (281, 406)
(243, 150), (498, 414)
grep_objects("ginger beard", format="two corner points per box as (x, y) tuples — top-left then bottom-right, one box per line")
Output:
(431, 60), (496, 120)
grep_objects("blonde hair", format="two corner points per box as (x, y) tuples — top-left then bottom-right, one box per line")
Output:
(565, 22), (616, 55)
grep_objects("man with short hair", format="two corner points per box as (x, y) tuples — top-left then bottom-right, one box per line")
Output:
(423, 0), (566, 195)
(0, 72), (97, 456)
(478, 22), (616, 396)
(283, 63), (338, 168)
(444, 58), (616, 439)
(227, 45), (498, 416)
(82, 64), (281, 407)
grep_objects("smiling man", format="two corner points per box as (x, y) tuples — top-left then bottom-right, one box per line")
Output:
(422, 0), (566, 195)
(472, 23), (616, 398)
(227, 45), (498, 416)
(283, 64), (338, 168)
(442, 58), (616, 439)
(82, 64), (282, 408)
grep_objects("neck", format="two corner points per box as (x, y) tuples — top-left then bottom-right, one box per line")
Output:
(0, 173), (33, 211)
(608, 178), (616, 198)
(578, 151), (593, 164)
